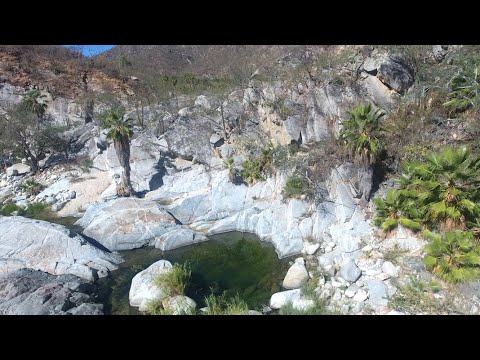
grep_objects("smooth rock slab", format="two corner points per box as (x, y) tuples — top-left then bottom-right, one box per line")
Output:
(0, 216), (122, 281)
(151, 227), (208, 251)
(76, 198), (177, 251)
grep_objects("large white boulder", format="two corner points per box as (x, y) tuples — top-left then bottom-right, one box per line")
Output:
(129, 260), (172, 312)
(0, 216), (122, 281)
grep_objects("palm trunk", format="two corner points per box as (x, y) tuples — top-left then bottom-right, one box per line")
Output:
(114, 136), (133, 197)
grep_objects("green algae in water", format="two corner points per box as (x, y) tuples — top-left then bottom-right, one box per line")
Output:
(98, 232), (291, 315)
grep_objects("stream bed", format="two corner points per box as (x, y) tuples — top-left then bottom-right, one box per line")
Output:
(96, 232), (291, 315)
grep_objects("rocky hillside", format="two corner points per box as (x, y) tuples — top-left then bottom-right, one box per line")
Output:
(0, 45), (133, 99)
(99, 45), (318, 77)
(1, 44), (480, 315)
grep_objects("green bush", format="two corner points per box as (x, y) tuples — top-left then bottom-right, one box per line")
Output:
(24, 202), (48, 218)
(423, 229), (480, 283)
(20, 178), (44, 196)
(153, 263), (191, 298)
(284, 175), (310, 199)
(279, 300), (329, 315)
(240, 145), (273, 185)
(204, 293), (249, 315)
(0, 201), (47, 218)
(0, 202), (22, 216)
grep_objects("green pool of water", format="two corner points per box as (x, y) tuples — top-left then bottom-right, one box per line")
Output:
(96, 232), (291, 315)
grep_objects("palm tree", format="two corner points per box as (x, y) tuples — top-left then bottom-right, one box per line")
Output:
(373, 189), (422, 232)
(405, 146), (480, 230)
(340, 103), (384, 167)
(102, 109), (134, 197)
(423, 229), (480, 283)
(22, 89), (48, 118)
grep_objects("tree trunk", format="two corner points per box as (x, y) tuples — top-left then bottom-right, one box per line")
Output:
(221, 103), (227, 140)
(24, 148), (38, 173)
(114, 136), (133, 197)
(85, 98), (94, 124)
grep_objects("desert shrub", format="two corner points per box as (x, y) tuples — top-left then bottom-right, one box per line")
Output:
(80, 158), (94, 173)
(0, 202), (22, 216)
(24, 202), (48, 218)
(444, 63), (480, 115)
(279, 299), (329, 315)
(284, 175), (310, 199)
(388, 276), (450, 314)
(240, 145), (273, 185)
(20, 178), (44, 196)
(204, 293), (249, 315)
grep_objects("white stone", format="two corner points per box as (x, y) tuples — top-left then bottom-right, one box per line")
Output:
(366, 269), (381, 276)
(331, 279), (343, 288)
(283, 258), (309, 289)
(382, 261), (400, 278)
(353, 289), (369, 302)
(345, 288), (356, 298)
(6, 163), (30, 177)
(270, 289), (301, 309)
(129, 260), (172, 312)
(292, 298), (315, 311)
(362, 245), (373, 252)
(386, 310), (405, 315)
(162, 295), (197, 315)
(305, 243), (320, 255)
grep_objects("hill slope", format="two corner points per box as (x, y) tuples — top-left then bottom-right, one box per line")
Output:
(99, 45), (329, 77)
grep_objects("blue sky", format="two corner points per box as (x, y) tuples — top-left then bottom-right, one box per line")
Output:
(64, 45), (115, 57)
